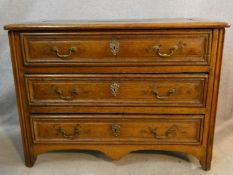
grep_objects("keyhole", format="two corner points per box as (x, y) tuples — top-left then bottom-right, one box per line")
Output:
(109, 39), (119, 56)
(110, 83), (119, 97)
(112, 87), (117, 96)
(112, 124), (121, 137)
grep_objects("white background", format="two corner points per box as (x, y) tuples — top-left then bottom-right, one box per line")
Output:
(0, 1), (233, 174)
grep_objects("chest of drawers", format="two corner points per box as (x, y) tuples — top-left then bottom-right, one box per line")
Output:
(4, 19), (229, 170)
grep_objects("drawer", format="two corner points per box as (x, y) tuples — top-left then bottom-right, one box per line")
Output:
(31, 115), (203, 144)
(20, 31), (211, 66)
(25, 74), (208, 107)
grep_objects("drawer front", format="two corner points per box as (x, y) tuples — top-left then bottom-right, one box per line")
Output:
(31, 115), (203, 144)
(25, 74), (208, 107)
(21, 30), (211, 66)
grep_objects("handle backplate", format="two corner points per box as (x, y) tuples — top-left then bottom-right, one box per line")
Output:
(149, 125), (178, 139)
(152, 88), (176, 99)
(57, 125), (81, 139)
(54, 87), (78, 101)
(153, 42), (185, 58)
(51, 46), (77, 58)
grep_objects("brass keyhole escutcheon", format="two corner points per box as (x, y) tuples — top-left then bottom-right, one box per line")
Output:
(111, 124), (121, 137)
(109, 39), (120, 56)
(110, 83), (120, 97)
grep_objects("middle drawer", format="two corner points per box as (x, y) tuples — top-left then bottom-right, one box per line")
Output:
(25, 74), (208, 107)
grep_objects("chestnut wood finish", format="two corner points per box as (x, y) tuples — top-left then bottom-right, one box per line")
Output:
(31, 115), (203, 144)
(21, 31), (211, 66)
(4, 19), (229, 170)
(25, 74), (207, 107)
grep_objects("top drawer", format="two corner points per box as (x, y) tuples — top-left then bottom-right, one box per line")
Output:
(20, 30), (212, 66)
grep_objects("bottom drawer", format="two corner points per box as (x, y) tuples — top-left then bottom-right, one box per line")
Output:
(31, 115), (203, 144)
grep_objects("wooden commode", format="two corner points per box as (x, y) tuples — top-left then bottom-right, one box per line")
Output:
(4, 19), (229, 170)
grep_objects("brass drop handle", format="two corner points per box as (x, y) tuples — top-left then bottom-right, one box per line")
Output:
(153, 44), (179, 58)
(54, 87), (78, 101)
(57, 125), (81, 139)
(109, 39), (119, 56)
(110, 83), (120, 97)
(111, 124), (121, 137)
(149, 125), (178, 139)
(51, 47), (77, 58)
(151, 88), (176, 99)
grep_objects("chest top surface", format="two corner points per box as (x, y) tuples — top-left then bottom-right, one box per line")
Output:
(4, 18), (229, 31)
